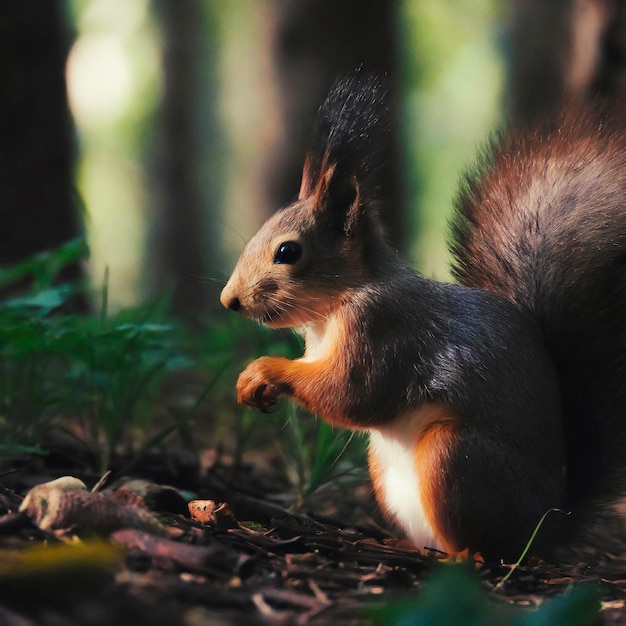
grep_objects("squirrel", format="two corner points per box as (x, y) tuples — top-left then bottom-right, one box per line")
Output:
(220, 74), (626, 562)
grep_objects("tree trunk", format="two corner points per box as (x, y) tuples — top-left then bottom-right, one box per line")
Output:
(589, 0), (626, 96)
(0, 0), (83, 290)
(508, 0), (626, 126)
(149, 1), (221, 321)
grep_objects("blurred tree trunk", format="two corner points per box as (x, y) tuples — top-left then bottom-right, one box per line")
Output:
(271, 0), (405, 252)
(508, 0), (626, 126)
(590, 0), (626, 95)
(149, 1), (221, 321)
(0, 0), (84, 290)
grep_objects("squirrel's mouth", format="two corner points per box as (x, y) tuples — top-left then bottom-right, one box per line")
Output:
(260, 306), (306, 329)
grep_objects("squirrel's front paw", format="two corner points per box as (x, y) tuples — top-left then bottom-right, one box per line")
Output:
(236, 357), (292, 412)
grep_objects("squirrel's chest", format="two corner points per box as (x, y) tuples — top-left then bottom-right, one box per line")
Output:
(368, 414), (444, 553)
(301, 315), (344, 362)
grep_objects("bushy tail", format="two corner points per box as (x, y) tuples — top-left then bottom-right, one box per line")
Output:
(451, 103), (626, 553)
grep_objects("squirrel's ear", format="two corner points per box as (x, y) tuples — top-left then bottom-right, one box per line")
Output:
(301, 158), (362, 237)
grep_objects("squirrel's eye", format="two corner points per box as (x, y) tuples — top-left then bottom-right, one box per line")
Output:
(274, 241), (302, 265)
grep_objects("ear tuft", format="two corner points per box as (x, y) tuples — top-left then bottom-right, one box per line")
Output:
(297, 72), (391, 237)
(311, 160), (362, 237)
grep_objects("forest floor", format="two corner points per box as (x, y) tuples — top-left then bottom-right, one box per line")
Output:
(2, 446), (626, 626)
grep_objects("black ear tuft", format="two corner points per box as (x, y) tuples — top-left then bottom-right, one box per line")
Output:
(300, 72), (391, 207)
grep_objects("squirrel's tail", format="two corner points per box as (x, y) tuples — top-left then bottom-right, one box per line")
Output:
(451, 102), (626, 554)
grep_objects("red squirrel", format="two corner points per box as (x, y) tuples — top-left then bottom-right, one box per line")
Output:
(220, 75), (626, 561)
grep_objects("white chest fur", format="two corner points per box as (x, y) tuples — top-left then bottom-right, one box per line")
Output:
(368, 417), (442, 552)
(300, 315), (340, 363)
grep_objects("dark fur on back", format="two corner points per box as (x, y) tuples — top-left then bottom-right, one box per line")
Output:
(451, 104), (626, 551)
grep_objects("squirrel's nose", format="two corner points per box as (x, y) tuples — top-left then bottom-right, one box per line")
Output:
(220, 284), (241, 311)
(226, 297), (241, 312)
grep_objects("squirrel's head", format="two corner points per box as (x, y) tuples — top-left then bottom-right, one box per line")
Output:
(220, 159), (385, 328)
(220, 73), (393, 328)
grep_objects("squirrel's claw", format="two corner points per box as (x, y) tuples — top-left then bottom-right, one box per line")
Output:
(236, 358), (285, 412)
(238, 382), (277, 412)
(253, 384), (277, 413)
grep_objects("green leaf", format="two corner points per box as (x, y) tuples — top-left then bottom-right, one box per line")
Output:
(370, 565), (502, 626)
(0, 444), (48, 457)
(0, 238), (89, 292)
(4, 287), (70, 314)
(367, 565), (601, 626)
(521, 586), (600, 626)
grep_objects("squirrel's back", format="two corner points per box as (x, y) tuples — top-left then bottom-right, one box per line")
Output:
(452, 104), (626, 553)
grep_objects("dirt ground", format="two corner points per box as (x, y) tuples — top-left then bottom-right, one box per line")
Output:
(1, 449), (626, 626)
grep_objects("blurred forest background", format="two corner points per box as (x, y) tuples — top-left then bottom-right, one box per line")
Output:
(2, 0), (624, 320)
(1, 3), (625, 620)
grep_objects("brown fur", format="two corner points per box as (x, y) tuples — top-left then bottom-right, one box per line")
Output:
(413, 413), (459, 553)
(236, 309), (358, 427)
(452, 105), (626, 307)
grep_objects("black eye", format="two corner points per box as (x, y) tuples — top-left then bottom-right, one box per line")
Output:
(274, 241), (302, 265)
